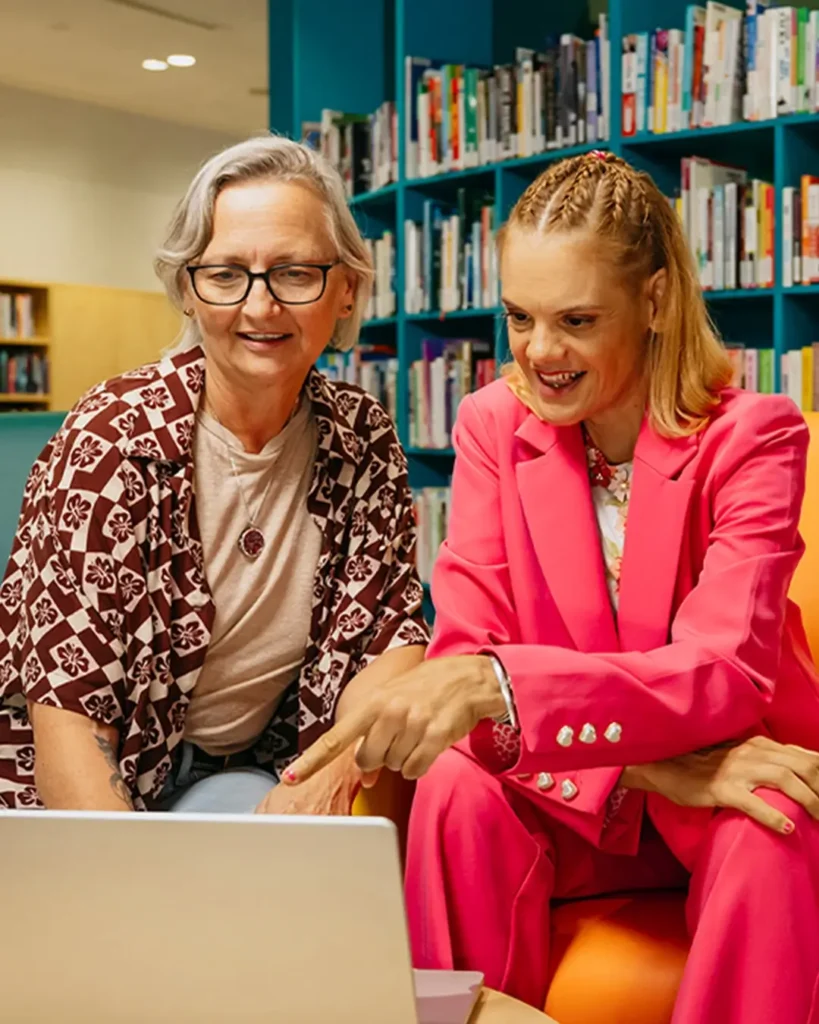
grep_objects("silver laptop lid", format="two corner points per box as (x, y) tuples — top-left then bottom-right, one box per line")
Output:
(1, 811), (418, 1024)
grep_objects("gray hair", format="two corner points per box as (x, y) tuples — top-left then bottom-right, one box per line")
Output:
(154, 133), (374, 352)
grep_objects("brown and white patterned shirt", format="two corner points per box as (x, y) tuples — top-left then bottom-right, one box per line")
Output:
(0, 346), (429, 810)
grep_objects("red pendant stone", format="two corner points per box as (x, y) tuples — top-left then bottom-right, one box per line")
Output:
(238, 526), (265, 559)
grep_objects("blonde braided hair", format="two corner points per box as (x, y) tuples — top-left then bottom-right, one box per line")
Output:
(499, 151), (733, 436)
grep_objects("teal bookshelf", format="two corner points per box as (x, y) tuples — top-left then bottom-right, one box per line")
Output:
(271, 0), (819, 613)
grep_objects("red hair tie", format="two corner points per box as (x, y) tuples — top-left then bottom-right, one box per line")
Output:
(590, 149), (608, 161)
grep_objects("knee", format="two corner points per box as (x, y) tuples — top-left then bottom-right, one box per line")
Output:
(411, 747), (507, 827)
(705, 788), (819, 873)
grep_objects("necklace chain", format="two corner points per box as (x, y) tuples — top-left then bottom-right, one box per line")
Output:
(203, 401), (278, 533)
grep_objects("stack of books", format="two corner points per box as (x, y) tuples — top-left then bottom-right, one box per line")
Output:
(405, 192), (498, 314)
(782, 177), (819, 286)
(412, 486), (451, 584)
(363, 231), (396, 320)
(405, 14), (611, 179)
(621, 1), (819, 136)
(319, 346), (398, 424)
(0, 349), (49, 395)
(409, 338), (495, 449)
(1, 292), (35, 338)
(670, 157), (774, 290)
(319, 102), (398, 197)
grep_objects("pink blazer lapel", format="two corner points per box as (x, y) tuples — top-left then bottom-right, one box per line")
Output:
(515, 415), (619, 654)
(616, 420), (699, 652)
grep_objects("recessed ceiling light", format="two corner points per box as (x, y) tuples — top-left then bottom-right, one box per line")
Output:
(142, 58), (168, 71)
(167, 54), (196, 67)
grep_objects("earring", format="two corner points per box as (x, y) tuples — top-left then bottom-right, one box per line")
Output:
(183, 308), (194, 317)
(345, 304), (353, 312)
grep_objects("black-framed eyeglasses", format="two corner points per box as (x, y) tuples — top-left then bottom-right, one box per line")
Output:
(185, 260), (340, 306)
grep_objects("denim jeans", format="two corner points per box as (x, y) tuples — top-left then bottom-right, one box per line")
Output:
(157, 741), (277, 814)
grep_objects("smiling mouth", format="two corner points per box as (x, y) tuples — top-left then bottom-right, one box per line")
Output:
(238, 332), (292, 343)
(536, 370), (586, 391)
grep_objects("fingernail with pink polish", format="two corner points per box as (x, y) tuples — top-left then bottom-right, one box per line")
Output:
(782, 821), (795, 835)
(284, 769), (297, 783)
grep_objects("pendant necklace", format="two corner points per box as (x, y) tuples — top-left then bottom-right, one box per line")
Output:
(205, 405), (277, 561)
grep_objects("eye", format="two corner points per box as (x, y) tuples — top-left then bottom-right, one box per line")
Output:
(563, 314), (595, 329)
(504, 309), (530, 327)
(206, 268), (242, 282)
(283, 269), (310, 281)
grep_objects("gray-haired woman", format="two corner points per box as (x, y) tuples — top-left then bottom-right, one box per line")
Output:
(0, 135), (429, 814)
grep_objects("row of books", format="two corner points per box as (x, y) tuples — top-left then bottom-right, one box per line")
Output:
(318, 346), (398, 424)
(1, 292), (36, 339)
(409, 339), (495, 450)
(412, 487), (451, 585)
(782, 178), (819, 286)
(405, 194), (499, 315)
(0, 350), (49, 394)
(363, 231), (396, 321)
(622, 2), (819, 136)
(671, 157), (774, 289)
(405, 13), (611, 180)
(317, 101), (398, 198)
(726, 343), (819, 410)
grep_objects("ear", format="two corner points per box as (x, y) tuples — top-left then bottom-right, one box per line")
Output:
(337, 268), (357, 320)
(646, 268), (667, 332)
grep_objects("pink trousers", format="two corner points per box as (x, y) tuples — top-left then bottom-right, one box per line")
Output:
(405, 748), (819, 1023)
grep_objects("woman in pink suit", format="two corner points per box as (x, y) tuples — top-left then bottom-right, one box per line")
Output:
(285, 152), (819, 1021)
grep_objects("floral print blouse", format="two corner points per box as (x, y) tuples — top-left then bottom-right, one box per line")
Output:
(583, 428), (633, 612)
(0, 346), (429, 810)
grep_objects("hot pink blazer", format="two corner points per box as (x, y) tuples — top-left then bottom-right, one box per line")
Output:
(427, 380), (819, 869)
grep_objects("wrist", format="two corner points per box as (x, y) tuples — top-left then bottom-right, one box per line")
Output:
(620, 764), (654, 792)
(475, 655), (514, 723)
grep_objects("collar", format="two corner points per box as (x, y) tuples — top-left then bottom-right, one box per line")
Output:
(514, 407), (701, 481)
(122, 345), (349, 467)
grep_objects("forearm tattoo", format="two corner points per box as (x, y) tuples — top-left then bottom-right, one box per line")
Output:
(94, 735), (135, 810)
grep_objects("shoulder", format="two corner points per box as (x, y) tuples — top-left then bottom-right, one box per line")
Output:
(453, 377), (529, 462)
(701, 388), (808, 456)
(308, 371), (405, 472)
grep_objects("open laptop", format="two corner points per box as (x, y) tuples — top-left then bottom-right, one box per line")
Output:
(0, 811), (483, 1024)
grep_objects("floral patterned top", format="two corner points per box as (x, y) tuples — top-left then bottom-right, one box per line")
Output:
(0, 346), (429, 810)
(583, 427), (633, 613)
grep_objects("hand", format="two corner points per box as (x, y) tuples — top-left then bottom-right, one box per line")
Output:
(623, 736), (819, 834)
(282, 655), (507, 786)
(254, 746), (366, 816)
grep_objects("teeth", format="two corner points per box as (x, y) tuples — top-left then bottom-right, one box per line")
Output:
(538, 371), (582, 388)
(245, 333), (285, 340)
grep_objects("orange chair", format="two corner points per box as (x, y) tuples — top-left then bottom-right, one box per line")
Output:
(355, 410), (819, 1023)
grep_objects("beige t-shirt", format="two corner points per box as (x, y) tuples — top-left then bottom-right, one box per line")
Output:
(185, 398), (322, 756)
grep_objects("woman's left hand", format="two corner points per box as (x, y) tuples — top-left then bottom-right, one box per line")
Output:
(281, 655), (506, 786)
(254, 745), (364, 815)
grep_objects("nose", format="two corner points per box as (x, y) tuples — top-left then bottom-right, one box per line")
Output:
(525, 321), (567, 364)
(242, 276), (284, 318)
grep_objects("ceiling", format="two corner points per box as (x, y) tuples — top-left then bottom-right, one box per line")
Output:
(0, 0), (269, 135)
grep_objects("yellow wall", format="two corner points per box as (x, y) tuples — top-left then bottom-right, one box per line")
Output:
(49, 284), (182, 411)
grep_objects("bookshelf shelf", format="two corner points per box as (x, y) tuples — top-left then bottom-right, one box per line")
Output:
(406, 308), (501, 323)
(706, 289), (775, 301)
(624, 120), (778, 147)
(0, 394), (50, 404)
(349, 182), (399, 208)
(784, 285), (819, 296)
(0, 337), (50, 348)
(361, 316), (398, 328)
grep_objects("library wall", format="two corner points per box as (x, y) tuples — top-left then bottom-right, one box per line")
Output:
(0, 83), (241, 292)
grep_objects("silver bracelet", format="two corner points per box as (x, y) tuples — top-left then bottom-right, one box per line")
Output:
(486, 653), (519, 732)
